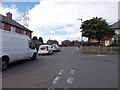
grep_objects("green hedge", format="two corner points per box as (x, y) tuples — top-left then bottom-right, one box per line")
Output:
(108, 42), (120, 47)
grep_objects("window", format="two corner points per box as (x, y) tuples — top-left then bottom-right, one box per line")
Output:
(23, 31), (26, 35)
(11, 26), (16, 32)
(114, 38), (117, 42)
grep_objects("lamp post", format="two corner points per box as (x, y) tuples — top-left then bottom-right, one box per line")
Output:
(77, 19), (83, 47)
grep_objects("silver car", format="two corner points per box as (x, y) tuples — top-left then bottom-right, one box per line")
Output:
(51, 44), (60, 52)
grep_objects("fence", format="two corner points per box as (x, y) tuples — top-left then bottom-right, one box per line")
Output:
(79, 46), (119, 55)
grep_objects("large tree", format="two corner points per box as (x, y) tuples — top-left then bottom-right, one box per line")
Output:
(32, 36), (38, 40)
(80, 17), (115, 45)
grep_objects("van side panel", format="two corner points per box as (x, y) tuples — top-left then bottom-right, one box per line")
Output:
(2, 30), (30, 62)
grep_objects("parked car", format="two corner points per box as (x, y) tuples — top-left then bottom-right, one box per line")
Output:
(51, 44), (60, 52)
(38, 45), (53, 55)
(0, 30), (37, 70)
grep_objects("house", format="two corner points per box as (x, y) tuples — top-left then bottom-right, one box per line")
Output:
(0, 12), (32, 39)
(62, 40), (71, 46)
(47, 39), (59, 45)
(31, 39), (43, 51)
(103, 20), (120, 46)
(71, 40), (80, 46)
(111, 20), (120, 42)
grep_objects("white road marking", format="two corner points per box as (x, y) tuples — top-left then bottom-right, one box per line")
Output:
(64, 88), (67, 90)
(95, 54), (106, 56)
(67, 77), (73, 84)
(52, 76), (60, 84)
(47, 88), (55, 90)
(58, 70), (64, 75)
(70, 70), (75, 75)
(52, 69), (76, 85)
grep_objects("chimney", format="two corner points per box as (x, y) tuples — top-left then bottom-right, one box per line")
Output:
(6, 12), (12, 19)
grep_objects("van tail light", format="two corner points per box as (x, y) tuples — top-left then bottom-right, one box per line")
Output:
(39, 48), (41, 51)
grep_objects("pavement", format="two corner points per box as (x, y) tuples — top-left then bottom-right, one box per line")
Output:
(2, 47), (118, 88)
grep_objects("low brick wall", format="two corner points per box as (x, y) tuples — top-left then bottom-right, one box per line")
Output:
(79, 46), (119, 55)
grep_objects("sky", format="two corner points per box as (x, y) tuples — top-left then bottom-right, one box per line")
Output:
(0, 0), (119, 44)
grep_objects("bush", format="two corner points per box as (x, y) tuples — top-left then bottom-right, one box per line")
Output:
(108, 42), (120, 47)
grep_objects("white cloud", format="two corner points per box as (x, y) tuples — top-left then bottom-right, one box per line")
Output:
(0, 3), (23, 21)
(0, 0), (119, 44)
(27, 0), (118, 43)
(1, 0), (40, 2)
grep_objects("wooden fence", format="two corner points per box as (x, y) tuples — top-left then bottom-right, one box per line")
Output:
(79, 46), (119, 54)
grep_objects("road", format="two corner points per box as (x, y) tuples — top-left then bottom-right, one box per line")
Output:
(2, 47), (118, 88)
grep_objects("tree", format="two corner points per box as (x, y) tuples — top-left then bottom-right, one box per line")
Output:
(81, 17), (115, 45)
(71, 41), (75, 46)
(32, 36), (38, 40)
(39, 37), (43, 43)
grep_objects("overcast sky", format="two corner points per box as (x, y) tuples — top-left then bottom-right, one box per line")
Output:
(0, 0), (119, 44)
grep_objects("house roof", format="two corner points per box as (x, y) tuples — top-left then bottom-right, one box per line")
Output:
(0, 14), (32, 32)
(62, 40), (71, 42)
(47, 39), (58, 43)
(111, 20), (120, 29)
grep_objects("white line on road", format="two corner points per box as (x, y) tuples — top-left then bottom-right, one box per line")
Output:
(95, 54), (106, 56)
(67, 77), (73, 84)
(58, 69), (64, 75)
(52, 76), (60, 84)
(70, 70), (75, 75)
(47, 88), (55, 90)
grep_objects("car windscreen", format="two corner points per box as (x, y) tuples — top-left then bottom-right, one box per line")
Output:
(51, 45), (57, 48)
(40, 46), (48, 49)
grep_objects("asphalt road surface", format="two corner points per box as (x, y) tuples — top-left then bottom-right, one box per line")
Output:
(2, 47), (118, 88)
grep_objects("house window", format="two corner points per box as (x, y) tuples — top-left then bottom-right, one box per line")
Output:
(114, 38), (117, 42)
(11, 26), (16, 32)
(23, 31), (26, 35)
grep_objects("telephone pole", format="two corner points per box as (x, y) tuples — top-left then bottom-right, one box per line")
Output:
(22, 12), (29, 28)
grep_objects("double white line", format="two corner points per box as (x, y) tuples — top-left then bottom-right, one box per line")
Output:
(52, 69), (75, 85)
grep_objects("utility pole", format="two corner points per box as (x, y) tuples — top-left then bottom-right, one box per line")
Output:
(77, 19), (83, 46)
(22, 12), (29, 28)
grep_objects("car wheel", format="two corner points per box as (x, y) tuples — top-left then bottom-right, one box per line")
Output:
(31, 53), (37, 60)
(48, 51), (50, 55)
(58, 49), (60, 52)
(2, 59), (9, 70)
(51, 51), (53, 54)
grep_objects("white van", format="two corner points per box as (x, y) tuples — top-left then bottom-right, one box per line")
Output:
(0, 30), (37, 70)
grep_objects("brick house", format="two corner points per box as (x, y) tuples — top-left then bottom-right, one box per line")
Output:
(47, 39), (59, 45)
(62, 40), (71, 46)
(0, 12), (32, 39)
(103, 20), (120, 46)
(111, 20), (120, 42)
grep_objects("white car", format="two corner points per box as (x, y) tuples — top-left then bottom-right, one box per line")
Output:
(51, 44), (60, 52)
(38, 45), (53, 55)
